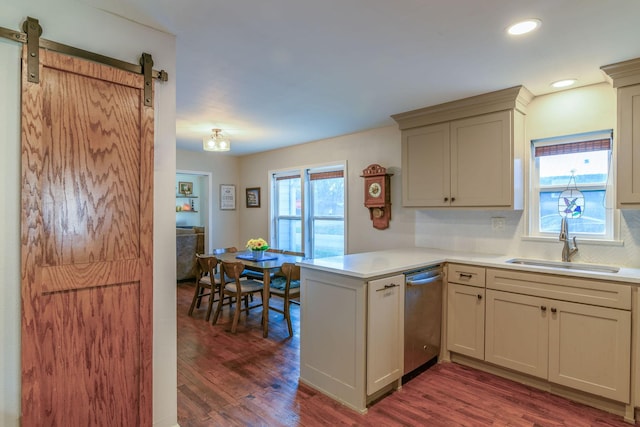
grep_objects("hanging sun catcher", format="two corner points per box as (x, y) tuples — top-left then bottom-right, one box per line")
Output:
(558, 170), (584, 218)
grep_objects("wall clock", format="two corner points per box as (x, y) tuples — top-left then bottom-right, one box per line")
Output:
(361, 164), (393, 229)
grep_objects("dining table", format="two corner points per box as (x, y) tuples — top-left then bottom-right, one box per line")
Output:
(213, 250), (304, 337)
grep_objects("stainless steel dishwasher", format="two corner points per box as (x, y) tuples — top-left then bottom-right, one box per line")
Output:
(404, 264), (444, 375)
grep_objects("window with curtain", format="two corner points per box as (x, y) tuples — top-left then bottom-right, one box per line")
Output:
(530, 130), (613, 240)
(272, 164), (345, 257)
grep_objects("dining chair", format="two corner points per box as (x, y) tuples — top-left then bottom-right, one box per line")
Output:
(188, 254), (221, 321)
(212, 261), (264, 333)
(268, 262), (301, 337)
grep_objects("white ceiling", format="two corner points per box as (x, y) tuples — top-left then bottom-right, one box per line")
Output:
(93, 0), (640, 155)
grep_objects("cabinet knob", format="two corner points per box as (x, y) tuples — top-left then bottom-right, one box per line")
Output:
(444, 197), (449, 202)
(551, 307), (557, 313)
(477, 294), (482, 300)
(541, 305), (547, 312)
(451, 197), (456, 202)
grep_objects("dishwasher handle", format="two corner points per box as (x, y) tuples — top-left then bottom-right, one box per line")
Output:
(406, 272), (444, 286)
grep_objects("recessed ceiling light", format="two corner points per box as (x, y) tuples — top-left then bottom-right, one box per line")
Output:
(551, 79), (577, 88)
(507, 19), (541, 35)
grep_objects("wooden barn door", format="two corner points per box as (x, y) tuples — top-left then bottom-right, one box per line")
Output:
(20, 46), (154, 426)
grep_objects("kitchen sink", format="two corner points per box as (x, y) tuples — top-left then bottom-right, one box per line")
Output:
(506, 258), (620, 274)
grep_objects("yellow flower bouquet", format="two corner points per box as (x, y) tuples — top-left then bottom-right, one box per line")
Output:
(246, 238), (269, 251)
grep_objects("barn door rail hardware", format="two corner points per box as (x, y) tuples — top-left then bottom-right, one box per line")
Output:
(0, 17), (168, 106)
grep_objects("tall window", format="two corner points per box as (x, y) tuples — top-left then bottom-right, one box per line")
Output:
(273, 173), (302, 253)
(530, 130), (613, 240)
(308, 169), (345, 258)
(272, 164), (345, 258)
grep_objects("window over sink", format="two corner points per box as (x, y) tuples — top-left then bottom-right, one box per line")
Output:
(529, 130), (616, 241)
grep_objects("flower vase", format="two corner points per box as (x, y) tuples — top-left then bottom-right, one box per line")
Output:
(254, 250), (265, 260)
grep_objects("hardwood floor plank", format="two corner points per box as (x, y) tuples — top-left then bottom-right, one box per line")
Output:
(177, 282), (636, 427)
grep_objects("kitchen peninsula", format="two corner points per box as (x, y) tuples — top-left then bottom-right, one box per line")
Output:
(298, 248), (640, 421)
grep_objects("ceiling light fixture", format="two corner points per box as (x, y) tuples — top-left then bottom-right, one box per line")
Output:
(203, 128), (231, 152)
(507, 19), (541, 35)
(551, 79), (577, 89)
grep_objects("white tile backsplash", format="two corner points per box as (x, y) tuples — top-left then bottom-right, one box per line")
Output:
(415, 209), (640, 268)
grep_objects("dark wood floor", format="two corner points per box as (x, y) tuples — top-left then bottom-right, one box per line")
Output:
(177, 281), (636, 426)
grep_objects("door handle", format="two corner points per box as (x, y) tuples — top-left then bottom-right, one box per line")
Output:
(376, 283), (398, 292)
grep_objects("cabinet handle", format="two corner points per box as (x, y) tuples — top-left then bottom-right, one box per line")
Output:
(451, 197), (455, 202)
(444, 197), (449, 202)
(541, 305), (547, 312)
(551, 307), (557, 313)
(376, 283), (398, 292)
(459, 273), (473, 279)
(477, 294), (482, 300)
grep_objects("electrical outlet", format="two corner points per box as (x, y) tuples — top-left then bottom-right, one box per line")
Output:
(491, 217), (505, 231)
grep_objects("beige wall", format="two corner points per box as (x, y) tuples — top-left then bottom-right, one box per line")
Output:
(176, 150), (242, 250)
(239, 126), (416, 254)
(0, 3), (178, 426)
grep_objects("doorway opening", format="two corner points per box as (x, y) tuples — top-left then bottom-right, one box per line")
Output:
(176, 170), (214, 253)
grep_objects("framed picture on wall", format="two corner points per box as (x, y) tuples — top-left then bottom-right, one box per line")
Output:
(220, 184), (236, 210)
(178, 181), (193, 196)
(246, 187), (260, 208)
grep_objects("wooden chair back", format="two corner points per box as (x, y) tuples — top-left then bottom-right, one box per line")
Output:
(283, 250), (304, 257)
(196, 254), (218, 278)
(213, 246), (238, 254)
(188, 254), (220, 320)
(268, 262), (301, 337)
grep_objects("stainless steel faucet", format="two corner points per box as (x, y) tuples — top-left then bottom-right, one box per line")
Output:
(559, 217), (578, 262)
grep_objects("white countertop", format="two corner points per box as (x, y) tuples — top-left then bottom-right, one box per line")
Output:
(298, 247), (640, 284)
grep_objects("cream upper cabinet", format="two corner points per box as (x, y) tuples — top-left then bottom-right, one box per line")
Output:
(402, 123), (450, 206)
(602, 57), (640, 208)
(616, 84), (640, 207)
(393, 86), (532, 209)
(446, 264), (486, 360)
(367, 274), (404, 396)
(450, 111), (513, 207)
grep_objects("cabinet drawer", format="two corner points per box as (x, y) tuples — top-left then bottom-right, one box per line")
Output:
(448, 264), (485, 287)
(486, 268), (631, 310)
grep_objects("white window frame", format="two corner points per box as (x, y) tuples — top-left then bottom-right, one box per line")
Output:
(527, 130), (619, 244)
(269, 161), (347, 257)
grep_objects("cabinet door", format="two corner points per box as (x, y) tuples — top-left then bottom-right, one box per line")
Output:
(548, 300), (631, 403)
(367, 274), (404, 395)
(401, 123), (450, 207)
(446, 283), (485, 360)
(450, 110), (512, 207)
(485, 290), (548, 379)
(617, 84), (640, 207)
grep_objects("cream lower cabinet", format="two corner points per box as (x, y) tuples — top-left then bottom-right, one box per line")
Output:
(299, 268), (403, 414)
(485, 269), (631, 403)
(446, 264), (486, 360)
(367, 275), (404, 395)
(485, 290), (548, 378)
